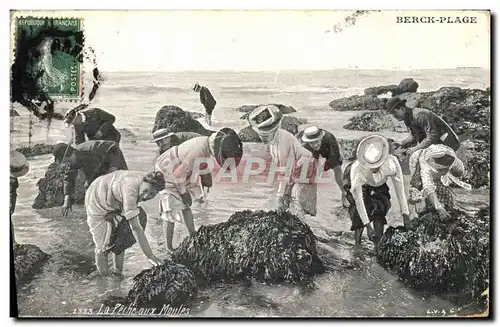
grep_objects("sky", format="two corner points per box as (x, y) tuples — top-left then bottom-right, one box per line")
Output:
(10, 10), (491, 71)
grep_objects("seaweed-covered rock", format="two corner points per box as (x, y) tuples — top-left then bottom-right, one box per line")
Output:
(364, 85), (397, 97)
(337, 138), (361, 162)
(237, 116), (308, 143)
(280, 116), (307, 135)
(16, 144), (56, 158)
(32, 162), (86, 209)
(14, 243), (50, 286)
(329, 95), (387, 111)
(152, 105), (212, 136)
(171, 210), (325, 285)
(392, 78), (419, 96)
(10, 109), (20, 117)
(237, 126), (260, 143)
(125, 259), (197, 307)
(377, 207), (490, 299)
(343, 111), (399, 132)
(456, 140), (490, 189)
(237, 104), (297, 115)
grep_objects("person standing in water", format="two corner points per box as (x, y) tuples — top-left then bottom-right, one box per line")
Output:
(343, 135), (410, 246)
(154, 127), (243, 252)
(10, 151), (30, 244)
(248, 105), (317, 220)
(296, 125), (348, 207)
(192, 82), (217, 126)
(85, 170), (165, 276)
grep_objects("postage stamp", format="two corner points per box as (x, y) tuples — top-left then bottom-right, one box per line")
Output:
(13, 16), (84, 102)
(9, 9), (491, 320)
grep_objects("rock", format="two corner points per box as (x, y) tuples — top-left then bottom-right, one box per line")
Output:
(456, 140), (490, 189)
(364, 85), (397, 97)
(486, 87), (490, 95)
(329, 95), (387, 111)
(16, 144), (57, 158)
(152, 105), (213, 136)
(392, 78), (419, 96)
(343, 111), (401, 132)
(14, 243), (50, 286)
(125, 259), (197, 308)
(32, 162), (86, 209)
(337, 138), (361, 162)
(377, 207), (490, 300)
(237, 116), (307, 143)
(171, 210), (325, 285)
(238, 126), (261, 143)
(280, 116), (307, 135)
(10, 109), (20, 117)
(237, 104), (297, 116)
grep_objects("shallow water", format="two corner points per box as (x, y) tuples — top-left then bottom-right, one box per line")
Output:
(11, 69), (490, 317)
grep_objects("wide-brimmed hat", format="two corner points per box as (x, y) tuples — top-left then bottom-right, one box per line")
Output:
(356, 135), (390, 169)
(192, 83), (201, 91)
(302, 125), (325, 143)
(385, 97), (407, 113)
(150, 128), (174, 143)
(10, 150), (30, 177)
(213, 127), (243, 167)
(247, 105), (283, 134)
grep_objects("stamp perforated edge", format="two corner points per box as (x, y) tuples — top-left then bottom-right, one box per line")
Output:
(10, 11), (86, 104)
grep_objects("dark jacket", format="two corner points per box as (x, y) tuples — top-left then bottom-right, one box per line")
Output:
(62, 140), (127, 196)
(199, 86), (217, 114)
(296, 129), (343, 171)
(74, 108), (121, 145)
(10, 176), (19, 217)
(401, 108), (460, 151)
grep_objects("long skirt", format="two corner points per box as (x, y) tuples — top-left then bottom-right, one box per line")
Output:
(343, 162), (392, 231)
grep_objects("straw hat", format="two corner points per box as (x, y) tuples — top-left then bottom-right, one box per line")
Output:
(10, 151), (30, 177)
(247, 105), (283, 135)
(385, 97), (407, 113)
(301, 125), (325, 143)
(356, 135), (390, 169)
(150, 128), (174, 143)
(213, 127), (243, 167)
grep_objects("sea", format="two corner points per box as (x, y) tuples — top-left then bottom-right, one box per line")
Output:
(10, 68), (490, 317)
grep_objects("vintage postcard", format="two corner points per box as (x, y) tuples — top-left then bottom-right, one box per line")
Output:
(9, 10), (491, 318)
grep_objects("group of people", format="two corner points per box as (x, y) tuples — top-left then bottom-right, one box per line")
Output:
(10, 82), (471, 277)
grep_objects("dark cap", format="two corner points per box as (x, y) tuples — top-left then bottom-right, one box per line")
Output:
(214, 127), (243, 167)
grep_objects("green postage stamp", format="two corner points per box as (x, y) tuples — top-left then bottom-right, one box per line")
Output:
(14, 17), (84, 100)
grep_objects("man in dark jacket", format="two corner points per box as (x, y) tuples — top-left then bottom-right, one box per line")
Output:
(63, 107), (122, 146)
(296, 125), (348, 207)
(53, 140), (128, 217)
(386, 97), (460, 155)
(386, 97), (460, 208)
(192, 83), (216, 126)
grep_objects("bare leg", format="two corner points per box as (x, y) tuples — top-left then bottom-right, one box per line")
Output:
(113, 252), (125, 275)
(95, 252), (109, 276)
(182, 208), (196, 235)
(163, 221), (175, 252)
